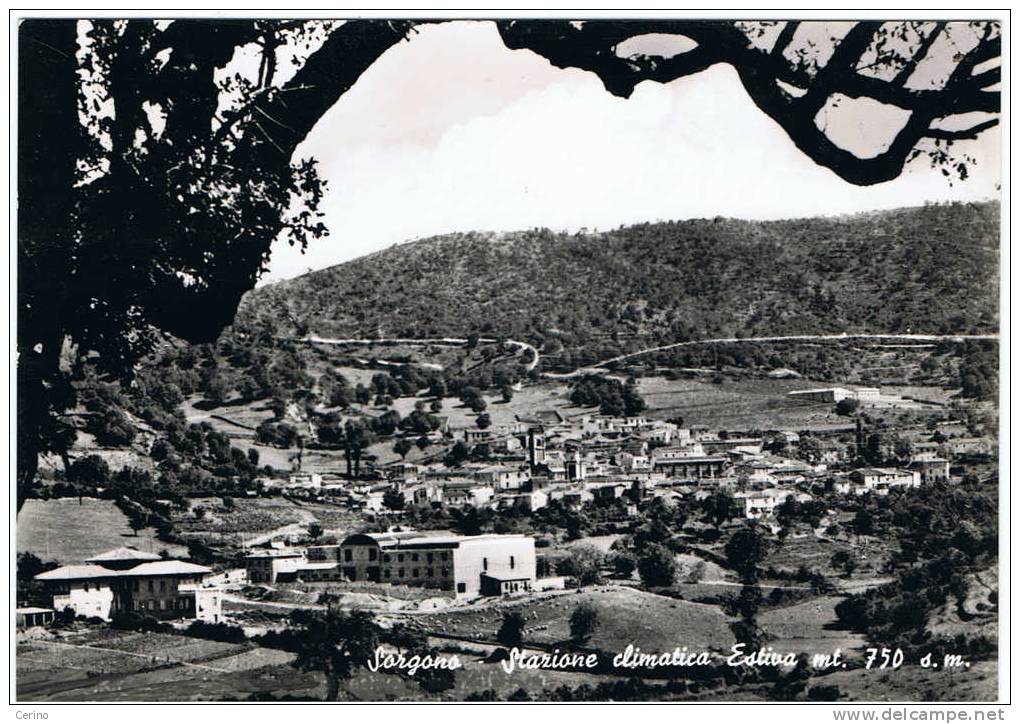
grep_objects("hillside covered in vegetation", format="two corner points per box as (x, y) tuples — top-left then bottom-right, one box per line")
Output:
(239, 202), (999, 371)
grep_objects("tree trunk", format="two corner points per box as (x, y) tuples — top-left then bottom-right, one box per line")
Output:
(17, 20), (80, 511)
(325, 670), (341, 702)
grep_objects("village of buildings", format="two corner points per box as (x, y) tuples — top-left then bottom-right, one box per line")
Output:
(19, 380), (993, 633)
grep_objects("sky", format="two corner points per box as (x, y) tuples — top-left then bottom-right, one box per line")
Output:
(262, 21), (1001, 283)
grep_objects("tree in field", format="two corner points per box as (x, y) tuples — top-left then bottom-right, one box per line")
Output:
(700, 491), (738, 529)
(307, 522), (324, 541)
(204, 373), (230, 405)
(67, 454), (111, 487)
(725, 527), (770, 583)
(91, 408), (137, 447)
(557, 544), (605, 586)
(444, 441), (470, 468)
(290, 607), (380, 701)
(393, 438), (413, 460)
(611, 552), (637, 578)
(637, 544), (677, 587)
(852, 508), (876, 536)
(475, 413), (491, 430)
(344, 419), (375, 477)
(830, 550), (857, 577)
(569, 601), (600, 644)
(17, 19), (999, 508)
(496, 610), (526, 647)
(836, 398), (861, 416)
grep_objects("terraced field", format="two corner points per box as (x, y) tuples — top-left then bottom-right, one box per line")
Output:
(16, 629), (305, 702)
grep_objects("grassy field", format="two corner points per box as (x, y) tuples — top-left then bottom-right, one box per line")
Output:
(764, 535), (898, 580)
(17, 498), (187, 564)
(17, 628), (310, 702)
(635, 376), (857, 431)
(411, 585), (735, 654)
(757, 595), (866, 656)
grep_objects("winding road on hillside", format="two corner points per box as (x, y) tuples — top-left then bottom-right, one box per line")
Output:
(296, 332), (997, 381)
(299, 335), (540, 372)
(541, 332), (1000, 379)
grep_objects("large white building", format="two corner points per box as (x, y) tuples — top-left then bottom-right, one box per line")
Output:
(336, 532), (536, 597)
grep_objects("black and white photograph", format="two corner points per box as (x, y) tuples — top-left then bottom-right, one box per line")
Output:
(11, 10), (1007, 708)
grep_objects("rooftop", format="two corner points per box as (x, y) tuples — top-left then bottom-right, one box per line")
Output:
(86, 547), (162, 563)
(244, 549), (305, 559)
(343, 532), (532, 550)
(36, 560), (212, 582)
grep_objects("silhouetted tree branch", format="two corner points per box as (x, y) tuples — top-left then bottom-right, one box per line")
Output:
(496, 19), (1000, 185)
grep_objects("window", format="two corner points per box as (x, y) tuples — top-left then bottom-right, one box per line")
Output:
(398, 554), (405, 562)
(398, 569), (405, 578)
(412, 553), (419, 562)
(483, 557), (488, 571)
(384, 569), (390, 578)
(427, 552), (434, 563)
(510, 556), (515, 570)
(457, 583), (466, 593)
(383, 554), (391, 563)
(134, 581), (139, 592)
(369, 548), (377, 561)
(412, 568), (419, 577)
(84, 582), (89, 592)
(160, 581), (166, 592)
(343, 549), (352, 562)
(148, 581), (154, 592)
(426, 568), (434, 578)
(441, 568), (449, 577)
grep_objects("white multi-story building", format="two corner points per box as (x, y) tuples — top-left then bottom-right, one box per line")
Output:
(35, 547), (222, 622)
(337, 532), (536, 597)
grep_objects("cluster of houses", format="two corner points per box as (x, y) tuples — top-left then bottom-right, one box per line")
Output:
(360, 411), (984, 520)
(247, 406), (990, 528)
(17, 407), (992, 627)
